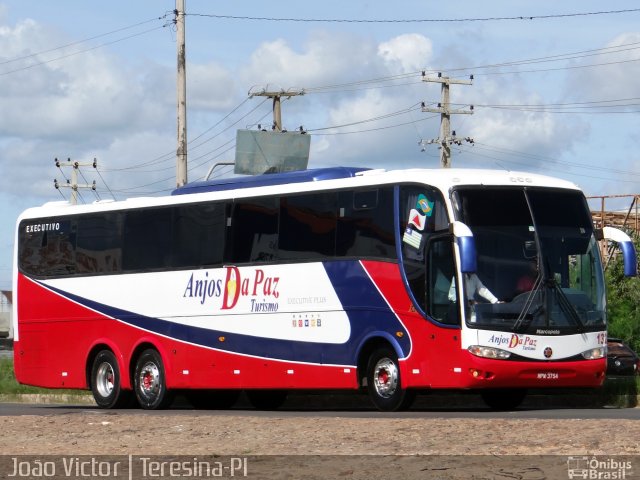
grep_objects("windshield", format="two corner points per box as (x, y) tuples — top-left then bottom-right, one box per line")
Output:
(452, 187), (605, 334)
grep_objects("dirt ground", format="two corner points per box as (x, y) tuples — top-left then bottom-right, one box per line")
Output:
(1, 412), (639, 457)
(0, 395), (638, 479)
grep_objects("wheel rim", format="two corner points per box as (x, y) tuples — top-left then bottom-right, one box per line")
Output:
(96, 362), (115, 398)
(373, 357), (398, 398)
(138, 361), (161, 399)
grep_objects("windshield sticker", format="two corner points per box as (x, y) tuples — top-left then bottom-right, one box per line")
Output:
(403, 227), (422, 249)
(408, 209), (426, 231)
(417, 194), (434, 217)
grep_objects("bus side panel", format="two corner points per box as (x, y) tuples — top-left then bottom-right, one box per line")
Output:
(155, 341), (358, 390)
(15, 273), (122, 389)
(15, 272), (101, 389)
(360, 260), (466, 389)
(14, 272), (360, 391)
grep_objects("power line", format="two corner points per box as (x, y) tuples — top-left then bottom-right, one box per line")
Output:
(309, 113), (439, 136)
(187, 9), (640, 23)
(307, 103), (422, 132)
(102, 98), (268, 174)
(304, 39), (640, 95)
(188, 97), (251, 144)
(95, 168), (117, 201)
(0, 24), (168, 77)
(460, 143), (640, 182)
(448, 41), (640, 73)
(0, 16), (169, 68)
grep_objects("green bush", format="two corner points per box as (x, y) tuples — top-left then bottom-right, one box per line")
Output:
(605, 233), (640, 353)
(601, 376), (640, 408)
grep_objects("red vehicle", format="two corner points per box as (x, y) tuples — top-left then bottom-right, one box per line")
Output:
(12, 167), (637, 410)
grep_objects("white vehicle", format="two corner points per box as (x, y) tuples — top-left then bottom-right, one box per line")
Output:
(13, 167), (637, 410)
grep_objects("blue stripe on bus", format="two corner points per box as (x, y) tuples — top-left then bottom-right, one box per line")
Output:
(172, 167), (370, 196)
(37, 260), (411, 365)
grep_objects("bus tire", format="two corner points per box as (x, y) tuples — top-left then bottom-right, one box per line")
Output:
(133, 349), (173, 410)
(366, 347), (414, 411)
(481, 388), (527, 410)
(186, 390), (240, 410)
(90, 350), (131, 409)
(246, 390), (288, 410)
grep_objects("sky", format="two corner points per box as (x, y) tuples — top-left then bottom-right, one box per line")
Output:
(1, 1), (640, 290)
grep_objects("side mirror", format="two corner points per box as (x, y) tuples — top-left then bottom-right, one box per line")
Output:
(601, 227), (637, 277)
(451, 221), (477, 273)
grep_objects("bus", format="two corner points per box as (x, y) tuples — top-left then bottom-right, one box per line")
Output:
(12, 167), (637, 411)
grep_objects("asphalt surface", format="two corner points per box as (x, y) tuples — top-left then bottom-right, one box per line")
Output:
(1, 399), (638, 419)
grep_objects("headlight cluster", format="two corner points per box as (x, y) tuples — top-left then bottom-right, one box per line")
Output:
(581, 347), (606, 360)
(467, 345), (511, 360)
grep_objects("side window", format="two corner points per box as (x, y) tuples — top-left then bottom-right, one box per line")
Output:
(279, 192), (337, 260)
(400, 186), (448, 260)
(173, 203), (226, 268)
(399, 185), (451, 320)
(19, 218), (76, 277)
(336, 187), (396, 259)
(123, 208), (173, 271)
(227, 197), (278, 263)
(76, 213), (123, 274)
(426, 236), (459, 325)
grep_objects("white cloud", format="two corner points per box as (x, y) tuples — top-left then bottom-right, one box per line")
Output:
(241, 31), (381, 89)
(188, 62), (237, 110)
(565, 32), (640, 101)
(237, 32), (441, 169)
(0, 19), (174, 143)
(378, 33), (433, 73)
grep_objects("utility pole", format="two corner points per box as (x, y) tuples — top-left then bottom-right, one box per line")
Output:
(54, 158), (97, 205)
(175, 0), (187, 187)
(421, 72), (474, 168)
(249, 88), (305, 132)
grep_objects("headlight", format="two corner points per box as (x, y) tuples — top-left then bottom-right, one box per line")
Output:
(581, 347), (606, 360)
(468, 345), (511, 360)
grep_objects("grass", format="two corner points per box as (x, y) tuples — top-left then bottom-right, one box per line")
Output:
(600, 375), (640, 407)
(0, 357), (89, 396)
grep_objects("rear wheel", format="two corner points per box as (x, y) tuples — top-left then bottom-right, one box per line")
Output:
(186, 390), (240, 410)
(366, 347), (414, 411)
(133, 349), (173, 410)
(90, 350), (131, 408)
(481, 388), (527, 410)
(246, 390), (288, 410)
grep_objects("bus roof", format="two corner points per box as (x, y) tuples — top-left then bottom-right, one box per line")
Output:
(172, 166), (580, 196)
(171, 166), (370, 195)
(18, 166), (582, 219)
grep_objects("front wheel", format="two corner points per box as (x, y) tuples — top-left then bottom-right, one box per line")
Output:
(366, 347), (414, 411)
(90, 350), (131, 408)
(134, 349), (173, 410)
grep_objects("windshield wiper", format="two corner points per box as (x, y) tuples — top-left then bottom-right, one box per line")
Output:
(512, 273), (544, 332)
(549, 278), (585, 333)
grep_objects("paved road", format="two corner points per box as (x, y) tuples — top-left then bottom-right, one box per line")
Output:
(1, 400), (638, 419)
